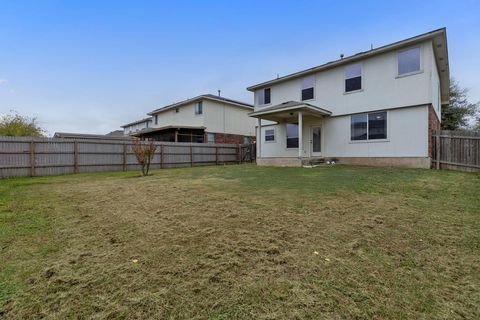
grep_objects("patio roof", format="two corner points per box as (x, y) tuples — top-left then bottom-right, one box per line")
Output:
(130, 125), (206, 137)
(249, 101), (332, 122)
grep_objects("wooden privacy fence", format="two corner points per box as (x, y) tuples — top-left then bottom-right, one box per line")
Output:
(432, 130), (480, 172)
(0, 136), (255, 178)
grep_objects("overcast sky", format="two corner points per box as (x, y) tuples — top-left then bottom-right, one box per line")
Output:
(1, 0), (479, 136)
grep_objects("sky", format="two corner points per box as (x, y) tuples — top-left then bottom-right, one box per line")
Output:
(0, 0), (479, 136)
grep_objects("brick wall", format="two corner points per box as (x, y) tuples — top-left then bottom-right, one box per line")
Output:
(428, 104), (441, 158)
(212, 132), (255, 144)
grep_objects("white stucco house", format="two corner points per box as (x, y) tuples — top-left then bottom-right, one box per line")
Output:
(248, 28), (449, 168)
(122, 94), (256, 144)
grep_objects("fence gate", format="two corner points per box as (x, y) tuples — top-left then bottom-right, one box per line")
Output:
(432, 130), (480, 172)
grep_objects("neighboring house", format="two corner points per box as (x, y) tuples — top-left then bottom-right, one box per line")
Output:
(248, 28), (449, 168)
(126, 94), (256, 144)
(121, 118), (152, 135)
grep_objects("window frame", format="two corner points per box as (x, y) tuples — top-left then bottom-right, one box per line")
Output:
(396, 46), (422, 78)
(286, 123), (299, 149)
(264, 128), (276, 143)
(349, 110), (389, 143)
(301, 75), (315, 101)
(195, 101), (203, 115)
(344, 63), (363, 94)
(257, 88), (271, 106)
(207, 133), (215, 143)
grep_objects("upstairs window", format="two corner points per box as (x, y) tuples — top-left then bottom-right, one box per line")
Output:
(154, 115), (158, 125)
(265, 129), (275, 142)
(351, 111), (387, 141)
(345, 63), (362, 92)
(195, 101), (203, 115)
(286, 123), (299, 148)
(301, 76), (315, 101)
(257, 88), (271, 105)
(398, 47), (420, 75)
(175, 108), (179, 113)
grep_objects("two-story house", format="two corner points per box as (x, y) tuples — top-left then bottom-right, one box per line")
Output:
(121, 118), (152, 135)
(122, 94), (256, 144)
(248, 28), (449, 168)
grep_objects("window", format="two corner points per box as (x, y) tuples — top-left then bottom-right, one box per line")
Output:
(265, 129), (275, 142)
(175, 108), (179, 113)
(398, 47), (420, 75)
(195, 101), (203, 115)
(301, 76), (315, 101)
(207, 133), (215, 143)
(154, 115), (158, 125)
(286, 123), (299, 148)
(146, 121), (149, 128)
(351, 111), (387, 141)
(345, 63), (362, 92)
(257, 88), (271, 105)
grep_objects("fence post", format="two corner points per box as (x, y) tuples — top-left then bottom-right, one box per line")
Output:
(30, 140), (35, 177)
(123, 143), (127, 171)
(435, 131), (440, 170)
(190, 144), (193, 167)
(215, 146), (219, 165)
(74, 141), (79, 173)
(238, 144), (241, 164)
(160, 144), (164, 169)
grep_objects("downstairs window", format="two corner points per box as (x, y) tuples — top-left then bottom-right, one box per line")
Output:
(351, 111), (387, 141)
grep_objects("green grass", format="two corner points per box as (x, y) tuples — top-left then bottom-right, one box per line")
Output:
(0, 165), (479, 319)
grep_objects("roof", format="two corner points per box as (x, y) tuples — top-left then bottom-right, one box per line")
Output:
(129, 125), (206, 136)
(148, 94), (253, 115)
(121, 117), (152, 128)
(106, 130), (125, 136)
(53, 132), (130, 140)
(249, 101), (332, 119)
(247, 28), (450, 103)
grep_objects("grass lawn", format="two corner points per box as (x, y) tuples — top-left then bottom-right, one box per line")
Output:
(0, 164), (479, 319)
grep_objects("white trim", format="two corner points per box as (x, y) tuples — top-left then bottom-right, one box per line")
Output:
(300, 75), (316, 102)
(349, 110), (390, 143)
(397, 45), (422, 77)
(264, 128), (276, 143)
(310, 126), (322, 156)
(344, 62), (363, 93)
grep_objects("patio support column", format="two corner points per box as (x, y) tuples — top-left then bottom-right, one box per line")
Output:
(257, 118), (262, 158)
(298, 111), (303, 158)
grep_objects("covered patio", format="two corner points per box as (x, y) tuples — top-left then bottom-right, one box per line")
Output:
(249, 101), (332, 163)
(131, 125), (207, 143)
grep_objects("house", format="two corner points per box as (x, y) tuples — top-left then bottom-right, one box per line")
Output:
(123, 94), (256, 144)
(121, 118), (152, 135)
(248, 28), (449, 168)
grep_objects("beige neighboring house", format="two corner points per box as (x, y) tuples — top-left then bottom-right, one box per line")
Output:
(248, 28), (449, 168)
(122, 94), (256, 144)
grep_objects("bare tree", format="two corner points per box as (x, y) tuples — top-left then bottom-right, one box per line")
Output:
(131, 138), (157, 176)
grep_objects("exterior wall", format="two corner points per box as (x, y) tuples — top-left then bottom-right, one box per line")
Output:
(124, 121), (150, 135)
(258, 105), (429, 159)
(151, 102), (205, 128)
(430, 46), (442, 119)
(254, 40), (436, 116)
(203, 100), (257, 136)
(150, 99), (256, 137)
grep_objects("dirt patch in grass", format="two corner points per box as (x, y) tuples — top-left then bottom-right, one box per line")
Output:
(1, 165), (479, 319)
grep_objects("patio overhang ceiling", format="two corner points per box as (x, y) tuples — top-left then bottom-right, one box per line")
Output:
(130, 125), (206, 137)
(249, 101), (332, 122)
